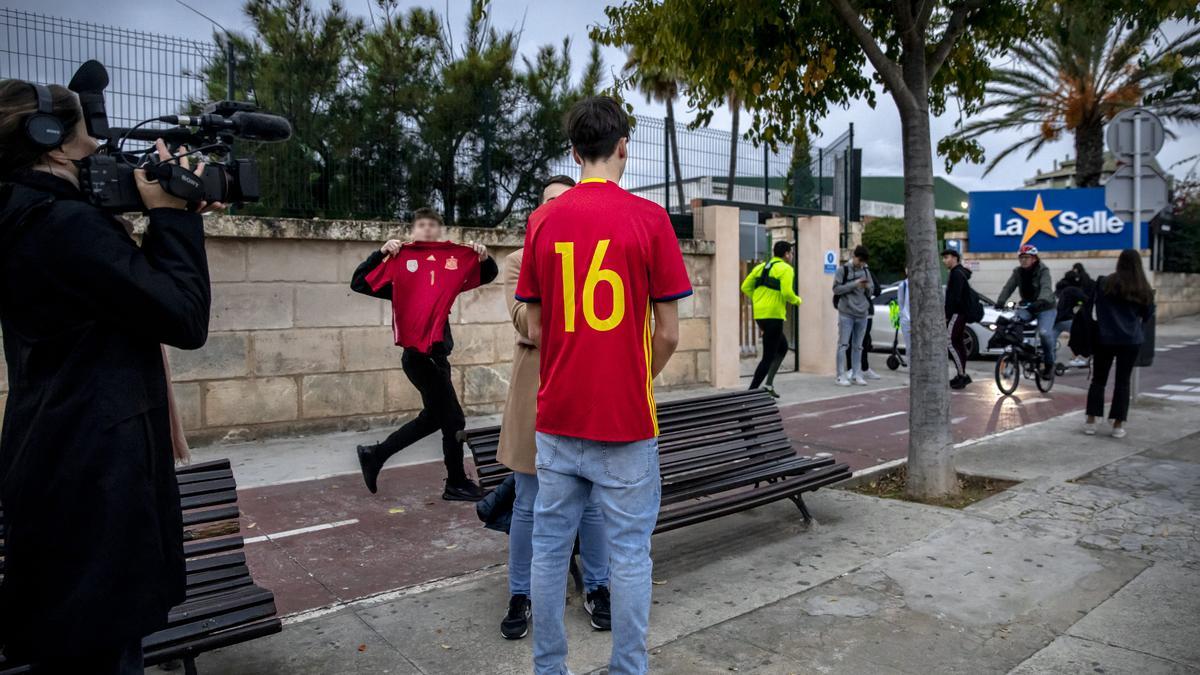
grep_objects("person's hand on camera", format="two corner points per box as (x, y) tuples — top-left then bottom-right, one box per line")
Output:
(380, 239), (404, 256)
(134, 140), (226, 213)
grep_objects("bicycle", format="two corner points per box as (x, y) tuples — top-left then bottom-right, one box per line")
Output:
(988, 307), (1055, 395)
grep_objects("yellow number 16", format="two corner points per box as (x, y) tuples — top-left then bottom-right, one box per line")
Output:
(554, 239), (626, 332)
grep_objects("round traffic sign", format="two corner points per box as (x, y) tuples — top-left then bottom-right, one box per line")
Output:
(1107, 108), (1165, 158)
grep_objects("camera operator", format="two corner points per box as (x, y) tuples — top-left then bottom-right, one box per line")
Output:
(0, 79), (221, 673)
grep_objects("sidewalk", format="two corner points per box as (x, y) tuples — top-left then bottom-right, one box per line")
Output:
(193, 394), (1200, 673)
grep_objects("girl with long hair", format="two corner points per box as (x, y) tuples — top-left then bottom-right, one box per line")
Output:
(1085, 249), (1155, 438)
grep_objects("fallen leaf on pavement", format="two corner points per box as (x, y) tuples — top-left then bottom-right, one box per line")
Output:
(388, 507), (406, 514)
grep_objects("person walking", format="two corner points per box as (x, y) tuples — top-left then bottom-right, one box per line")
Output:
(897, 268), (912, 356)
(497, 175), (611, 640)
(741, 240), (802, 397)
(832, 245), (875, 386)
(996, 244), (1057, 377)
(1085, 249), (1155, 439)
(943, 248), (977, 389)
(1055, 268), (1090, 368)
(516, 96), (691, 675)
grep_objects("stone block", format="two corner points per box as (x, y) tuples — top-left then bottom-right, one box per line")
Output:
(302, 371), (386, 418)
(454, 284), (509, 325)
(339, 243), (379, 283)
(655, 352), (696, 388)
(205, 239), (247, 282)
(205, 377), (298, 426)
(686, 254), (712, 287)
(254, 329), (343, 376)
(295, 284), (381, 328)
(248, 240), (341, 282)
(462, 363), (512, 405)
(0, 356), (7, 392)
(171, 382), (202, 431)
(384, 369), (424, 412)
(493, 324), (516, 362)
(695, 350), (711, 384)
(677, 318), (711, 352)
(446, 324), (496, 366)
(167, 333), (250, 381)
(342, 327), (400, 371)
(210, 284), (294, 331)
(691, 286), (712, 318)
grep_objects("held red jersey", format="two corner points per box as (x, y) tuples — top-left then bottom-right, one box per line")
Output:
(365, 241), (482, 354)
(515, 178), (692, 441)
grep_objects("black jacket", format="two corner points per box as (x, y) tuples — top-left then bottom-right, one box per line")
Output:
(944, 265), (974, 320)
(0, 171), (209, 658)
(1094, 276), (1155, 346)
(350, 247), (499, 355)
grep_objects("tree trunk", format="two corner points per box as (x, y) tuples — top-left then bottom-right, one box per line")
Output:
(1073, 121), (1106, 187)
(666, 99), (686, 209)
(727, 95), (740, 200)
(898, 79), (959, 499)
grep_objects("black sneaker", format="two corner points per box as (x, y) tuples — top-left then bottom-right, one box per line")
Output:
(962, 374), (973, 385)
(949, 375), (967, 390)
(763, 385), (781, 399)
(500, 594), (531, 640)
(443, 478), (484, 502)
(584, 586), (612, 631)
(357, 445), (383, 494)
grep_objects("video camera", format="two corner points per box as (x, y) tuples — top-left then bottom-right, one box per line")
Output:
(68, 60), (292, 212)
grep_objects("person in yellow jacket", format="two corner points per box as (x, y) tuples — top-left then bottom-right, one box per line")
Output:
(741, 241), (802, 397)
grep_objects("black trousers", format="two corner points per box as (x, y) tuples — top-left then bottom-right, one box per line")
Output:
(1087, 343), (1140, 422)
(845, 317), (872, 372)
(376, 349), (467, 483)
(947, 314), (969, 377)
(24, 637), (142, 674)
(750, 318), (789, 390)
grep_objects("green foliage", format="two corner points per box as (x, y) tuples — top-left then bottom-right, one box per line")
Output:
(199, 0), (601, 225)
(862, 216), (967, 281)
(782, 126), (816, 208)
(1163, 179), (1200, 273)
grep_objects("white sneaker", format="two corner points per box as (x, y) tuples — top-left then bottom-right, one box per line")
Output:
(1112, 427), (1127, 439)
(835, 375), (852, 387)
(853, 375), (868, 386)
(1083, 422), (1097, 435)
(864, 369), (882, 380)
(1068, 356), (1089, 367)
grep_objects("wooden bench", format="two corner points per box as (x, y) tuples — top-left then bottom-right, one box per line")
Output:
(462, 389), (852, 535)
(0, 459), (281, 675)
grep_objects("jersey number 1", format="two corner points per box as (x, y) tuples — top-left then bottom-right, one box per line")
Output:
(554, 239), (626, 332)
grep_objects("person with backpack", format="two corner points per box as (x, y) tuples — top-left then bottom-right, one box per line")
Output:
(995, 244), (1057, 377)
(741, 240), (802, 396)
(943, 248), (983, 389)
(1084, 249), (1155, 439)
(1055, 268), (1090, 368)
(832, 245), (876, 386)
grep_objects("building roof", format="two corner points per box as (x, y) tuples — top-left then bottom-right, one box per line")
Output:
(708, 175), (969, 213)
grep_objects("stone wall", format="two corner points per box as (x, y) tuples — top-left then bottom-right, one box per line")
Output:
(0, 215), (714, 444)
(1152, 272), (1200, 322)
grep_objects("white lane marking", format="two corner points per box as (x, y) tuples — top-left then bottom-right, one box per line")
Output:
(1183, 378), (1200, 384)
(1142, 392), (1170, 399)
(1167, 395), (1200, 403)
(1155, 348), (1170, 352)
(1158, 384), (1194, 392)
(829, 410), (906, 429)
(244, 518), (359, 545)
(1184, 340), (1200, 346)
(1167, 344), (1186, 349)
(784, 403), (864, 421)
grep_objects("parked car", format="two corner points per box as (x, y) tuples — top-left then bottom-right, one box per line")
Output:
(870, 284), (1010, 359)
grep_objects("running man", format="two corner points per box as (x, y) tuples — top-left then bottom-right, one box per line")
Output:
(516, 96), (691, 675)
(741, 240), (802, 397)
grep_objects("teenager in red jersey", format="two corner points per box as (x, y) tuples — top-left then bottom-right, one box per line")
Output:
(517, 96), (691, 675)
(351, 207), (497, 501)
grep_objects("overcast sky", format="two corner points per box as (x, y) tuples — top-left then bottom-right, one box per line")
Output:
(13, 0), (1200, 191)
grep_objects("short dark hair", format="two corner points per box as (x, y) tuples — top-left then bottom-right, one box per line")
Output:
(411, 207), (444, 227)
(853, 245), (870, 262)
(565, 96), (629, 163)
(773, 241), (793, 258)
(941, 247), (961, 260)
(0, 80), (82, 178)
(543, 174), (576, 191)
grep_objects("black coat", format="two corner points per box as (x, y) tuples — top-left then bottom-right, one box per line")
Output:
(0, 171), (210, 658)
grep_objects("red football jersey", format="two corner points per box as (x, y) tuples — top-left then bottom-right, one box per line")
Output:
(365, 241), (482, 354)
(515, 178), (693, 441)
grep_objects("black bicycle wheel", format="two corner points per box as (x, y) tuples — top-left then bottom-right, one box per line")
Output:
(995, 353), (1019, 395)
(1036, 365), (1055, 393)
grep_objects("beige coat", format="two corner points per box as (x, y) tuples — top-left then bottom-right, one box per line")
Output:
(497, 248), (539, 475)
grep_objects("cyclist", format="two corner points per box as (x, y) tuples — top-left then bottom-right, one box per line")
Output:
(995, 244), (1056, 378)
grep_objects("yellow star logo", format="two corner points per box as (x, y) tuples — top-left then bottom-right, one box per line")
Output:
(1012, 194), (1061, 246)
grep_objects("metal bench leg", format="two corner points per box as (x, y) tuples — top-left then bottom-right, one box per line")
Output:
(183, 657), (199, 675)
(790, 494), (814, 526)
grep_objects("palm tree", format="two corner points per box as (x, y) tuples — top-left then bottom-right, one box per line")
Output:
(949, 14), (1199, 187)
(624, 50), (686, 209)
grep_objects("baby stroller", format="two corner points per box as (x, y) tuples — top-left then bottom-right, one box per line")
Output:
(885, 300), (907, 371)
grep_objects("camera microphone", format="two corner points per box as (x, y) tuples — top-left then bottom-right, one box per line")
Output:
(156, 111), (292, 143)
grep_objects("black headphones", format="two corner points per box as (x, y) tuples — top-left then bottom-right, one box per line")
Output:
(25, 83), (67, 149)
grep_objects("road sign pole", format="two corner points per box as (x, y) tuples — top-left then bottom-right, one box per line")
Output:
(1132, 112), (1142, 404)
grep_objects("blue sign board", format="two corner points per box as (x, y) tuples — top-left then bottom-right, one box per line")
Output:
(823, 249), (837, 274)
(968, 188), (1150, 253)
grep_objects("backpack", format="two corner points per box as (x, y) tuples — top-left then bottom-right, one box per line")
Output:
(964, 285), (985, 323)
(833, 264), (879, 309)
(755, 260), (781, 291)
(832, 264), (851, 309)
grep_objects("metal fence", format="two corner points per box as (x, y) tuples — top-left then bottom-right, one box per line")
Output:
(2, 9), (852, 228)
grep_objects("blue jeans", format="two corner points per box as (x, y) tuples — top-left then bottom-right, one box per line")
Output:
(531, 432), (661, 675)
(1016, 308), (1058, 366)
(510, 471), (609, 597)
(836, 314), (869, 377)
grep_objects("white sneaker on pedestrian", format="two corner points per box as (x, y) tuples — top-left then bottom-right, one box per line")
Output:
(1111, 426), (1127, 439)
(835, 375), (851, 387)
(1068, 356), (1089, 367)
(864, 368), (882, 380)
(853, 375), (868, 386)
(1083, 421), (1097, 435)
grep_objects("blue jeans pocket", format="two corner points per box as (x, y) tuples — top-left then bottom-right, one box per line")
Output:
(603, 438), (655, 485)
(534, 432), (557, 470)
